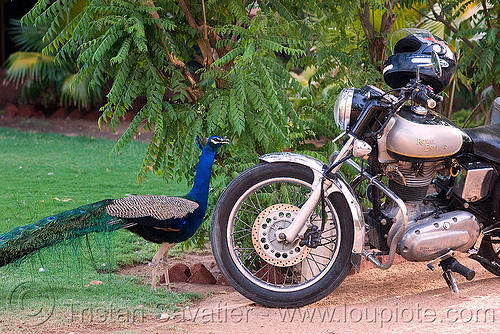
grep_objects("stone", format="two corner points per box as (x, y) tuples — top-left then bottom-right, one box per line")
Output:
(51, 107), (67, 118)
(166, 263), (191, 283)
(66, 109), (84, 119)
(122, 111), (135, 122)
(3, 103), (18, 117)
(190, 263), (206, 274)
(83, 110), (100, 121)
(17, 104), (36, 117)
(32, 110), (45, 118)
(188, 265), (216, 284)
(216, 275), (231, 286)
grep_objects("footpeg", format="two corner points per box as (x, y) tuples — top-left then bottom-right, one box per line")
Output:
(439, 258), (475, 293)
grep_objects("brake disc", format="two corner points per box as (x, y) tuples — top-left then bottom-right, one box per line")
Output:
(252, 204), (311, 267)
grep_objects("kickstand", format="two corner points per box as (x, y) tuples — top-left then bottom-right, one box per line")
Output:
(442, 269), (459, 293)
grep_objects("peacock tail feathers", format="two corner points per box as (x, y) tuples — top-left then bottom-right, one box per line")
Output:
(0, 199), (128, 267)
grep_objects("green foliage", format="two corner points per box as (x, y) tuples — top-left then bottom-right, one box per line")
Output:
(15, 0), (499, 247)
(418, 0), (500, 110)
(3, 18), (102, 109)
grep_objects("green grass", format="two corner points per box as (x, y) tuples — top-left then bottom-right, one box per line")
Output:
(0, 127), (202, 331)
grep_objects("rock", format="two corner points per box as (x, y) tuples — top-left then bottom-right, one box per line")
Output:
(216, 275), (231, 286)
(190, 263), (206, 274)
(66, 109), (84, 119)
(188, 265), (216, 284)
(122, 111), (135, 122)
(83, 110), (100, 121)
(17, 104), (36, 117)
(51, 107), (67, 119)
(165, 263), (191, 283)
(3, 103), (18, 117)
(32, 110), (45, 118)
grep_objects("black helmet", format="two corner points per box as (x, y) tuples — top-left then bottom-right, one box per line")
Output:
(383, 28), (456, 93)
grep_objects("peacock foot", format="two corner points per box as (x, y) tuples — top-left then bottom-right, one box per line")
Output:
(151, 258), (170, 291)
(150, 242), (175, 291)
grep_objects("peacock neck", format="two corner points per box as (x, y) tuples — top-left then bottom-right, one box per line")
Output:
(186, 149), (215, 209)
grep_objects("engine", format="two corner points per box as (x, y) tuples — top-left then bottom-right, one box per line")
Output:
(376, 160), (482, 262)
(364, 104), (482, 261)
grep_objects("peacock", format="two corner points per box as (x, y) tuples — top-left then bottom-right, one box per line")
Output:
(0, 135), (228, 290)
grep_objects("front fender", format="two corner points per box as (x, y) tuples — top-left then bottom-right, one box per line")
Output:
(259, 153), (365, 263)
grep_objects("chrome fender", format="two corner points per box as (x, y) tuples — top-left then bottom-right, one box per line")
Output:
(259, 153), (365, 268)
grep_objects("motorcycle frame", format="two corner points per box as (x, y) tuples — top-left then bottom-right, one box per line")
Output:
(259, 86), (420, 271)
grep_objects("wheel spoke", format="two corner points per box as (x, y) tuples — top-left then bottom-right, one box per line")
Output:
(226, 173), (343, 291)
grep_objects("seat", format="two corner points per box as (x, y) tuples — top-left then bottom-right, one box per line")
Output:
(464, 124), (500, 164)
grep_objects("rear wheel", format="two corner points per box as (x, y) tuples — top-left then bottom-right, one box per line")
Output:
(211, 162), (354, 308)
(478, 235), (500, 276)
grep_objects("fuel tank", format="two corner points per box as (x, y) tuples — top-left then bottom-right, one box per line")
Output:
(379, 106), (467, 162)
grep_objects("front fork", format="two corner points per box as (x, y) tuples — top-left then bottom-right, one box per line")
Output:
(275, 135), (408, 270)
(276, 136), (356, 243)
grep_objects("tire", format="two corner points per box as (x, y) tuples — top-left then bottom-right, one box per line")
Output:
(478, 235), (500, 276)
(211, 162), (354, 308)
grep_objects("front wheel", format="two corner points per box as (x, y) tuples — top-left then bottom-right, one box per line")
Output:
(211, 162), (354, 308)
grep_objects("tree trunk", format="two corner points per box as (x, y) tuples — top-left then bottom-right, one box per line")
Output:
(358, 1), (397, 71)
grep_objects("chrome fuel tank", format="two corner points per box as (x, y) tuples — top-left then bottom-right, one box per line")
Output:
(379, 106), (467, 162)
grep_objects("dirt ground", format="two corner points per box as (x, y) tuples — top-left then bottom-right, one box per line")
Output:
(1, 116), (500, 334)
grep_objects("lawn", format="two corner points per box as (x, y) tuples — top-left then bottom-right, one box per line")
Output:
(0, 127), (202, 331)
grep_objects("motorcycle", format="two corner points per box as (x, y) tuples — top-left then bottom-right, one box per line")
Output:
(210, 28), (500, 308)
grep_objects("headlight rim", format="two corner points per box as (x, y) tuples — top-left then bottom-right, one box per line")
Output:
(334, 88), (355, 131)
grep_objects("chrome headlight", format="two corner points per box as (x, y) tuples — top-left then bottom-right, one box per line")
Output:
(334, 88), (355, 131)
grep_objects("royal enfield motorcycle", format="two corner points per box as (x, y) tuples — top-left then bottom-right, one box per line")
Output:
(210, 29), (500, 307)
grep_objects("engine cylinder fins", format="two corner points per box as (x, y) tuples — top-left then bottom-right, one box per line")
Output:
(386, 161), (437, 201)
(388, 180), (429, 202)
(387, 161), (437, 187)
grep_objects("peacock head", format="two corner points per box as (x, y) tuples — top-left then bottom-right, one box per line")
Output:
(196, 136), (229, 153)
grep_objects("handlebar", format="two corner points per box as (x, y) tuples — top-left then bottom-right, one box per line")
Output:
(412, 85), (442, 109)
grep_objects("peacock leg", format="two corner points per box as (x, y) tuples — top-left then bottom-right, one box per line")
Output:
(151, 242), (175, 291)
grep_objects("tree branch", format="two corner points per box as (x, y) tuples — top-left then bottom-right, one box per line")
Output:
(358, 3), (374, 41)
(482, 0), (492, 29)
(144, 0), (201, 101)
(425, 0), (475, 49)
(357, 1), (396, 69)
(178, 0), (215, 67)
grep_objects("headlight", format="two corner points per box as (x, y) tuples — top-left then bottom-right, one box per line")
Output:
(334, 85), (385, 131)
(334, 88), (354, 131)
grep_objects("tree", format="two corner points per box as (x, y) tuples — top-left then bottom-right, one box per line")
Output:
(22, 0), (318, 181)
(415, 0), (500, 124)
(19, 0), (500, 246)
